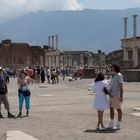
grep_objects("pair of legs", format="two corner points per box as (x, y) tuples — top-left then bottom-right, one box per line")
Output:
(110, 107), (122, 121)
(18, 92), (30, 117)
(109, 96), (122, 127)
(97, 110), (105, 128)
(0, 94), (15, 118)
(47, 76), (50, 83)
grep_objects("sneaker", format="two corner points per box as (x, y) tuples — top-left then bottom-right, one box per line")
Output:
(0, 113), (3, 118)
(113, 124), (121, 130)
(107, 122), (114, 128)
(8, 113), (15, 118)
(17, 112), (22, 118)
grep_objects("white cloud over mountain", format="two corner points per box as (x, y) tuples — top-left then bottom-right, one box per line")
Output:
(0, 0), (83, 22)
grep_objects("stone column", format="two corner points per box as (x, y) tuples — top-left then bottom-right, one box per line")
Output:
(49, 56), (52, 68)
(124, 17), (128, 39)
(45, 51), (48, 67)
(48, 36), (51, 47)
(59, 55), (63, 67)
(133, 47), (138, 68)
(52, 36), (54, 50)
(123, 48), (129, 61)
(89, 54), (93, 67)
(70, 56), (72, 66)
(80, 54), (84, 65)
(40, 56), (43, 67)
(26, 56), (30, 66)
(56, 35), (58, 50)
(56, 55), (59, 67)
(52, 56), (56, 67)
(133, 15), (137, 38)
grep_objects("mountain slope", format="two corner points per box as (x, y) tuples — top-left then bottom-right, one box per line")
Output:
(0, 8), (140, 53)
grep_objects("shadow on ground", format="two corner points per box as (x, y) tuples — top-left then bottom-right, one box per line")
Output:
(84, 128), (120, 133)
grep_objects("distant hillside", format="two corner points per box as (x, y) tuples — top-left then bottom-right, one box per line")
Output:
(0, 8), (140, 53)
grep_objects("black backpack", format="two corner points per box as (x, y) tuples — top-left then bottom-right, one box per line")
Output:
(0, 75), (7, 94)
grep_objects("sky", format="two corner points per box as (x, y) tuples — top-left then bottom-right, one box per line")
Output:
(0, 0), (140, 22)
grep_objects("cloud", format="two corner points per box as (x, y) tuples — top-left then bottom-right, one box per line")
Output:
(0, 0), (83, 22)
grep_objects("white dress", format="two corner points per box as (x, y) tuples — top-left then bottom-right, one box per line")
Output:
(92, 80), (109, 111)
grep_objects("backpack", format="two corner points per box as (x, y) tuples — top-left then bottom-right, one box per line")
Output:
(0, 75), (7, 94)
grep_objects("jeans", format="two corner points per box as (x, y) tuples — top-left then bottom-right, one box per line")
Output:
(18, 92), (30, 110)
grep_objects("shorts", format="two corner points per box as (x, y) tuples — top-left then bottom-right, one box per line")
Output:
(109, 95), (122, 109)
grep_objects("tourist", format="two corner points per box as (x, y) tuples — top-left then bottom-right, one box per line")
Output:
(0, 67), (15, 118)
(61, 67), (66, 81)
(17, 70), (32, 117)
(36, 66), (40, 83)
(51, 68), (56, 84)
(108, 64), (123, 129)
(40, 67), (45, 83)
(46, 67), (51, 83)
(92, 72), (110, 130)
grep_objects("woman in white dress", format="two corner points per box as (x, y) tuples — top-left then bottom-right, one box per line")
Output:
(92, 72), (110, 130)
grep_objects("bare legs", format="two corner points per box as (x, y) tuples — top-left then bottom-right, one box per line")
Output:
(97, 111), (105, 128)
(110, 107), (122, 121)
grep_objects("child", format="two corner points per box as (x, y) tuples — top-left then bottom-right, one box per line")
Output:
(92, 72), (110, 130)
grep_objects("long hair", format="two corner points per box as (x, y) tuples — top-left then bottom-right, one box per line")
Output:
(95, 72), (105, 82)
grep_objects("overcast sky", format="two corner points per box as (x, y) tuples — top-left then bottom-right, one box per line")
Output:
(0, 0), (140, 22)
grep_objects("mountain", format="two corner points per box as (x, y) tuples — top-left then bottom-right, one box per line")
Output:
(0, 8), (140, 53)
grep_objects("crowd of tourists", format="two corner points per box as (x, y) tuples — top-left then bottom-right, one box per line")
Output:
(0, 65), (85, 118)
(0, 64), (124, 131)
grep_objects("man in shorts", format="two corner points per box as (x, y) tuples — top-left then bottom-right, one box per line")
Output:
(108, 64), (123, 129)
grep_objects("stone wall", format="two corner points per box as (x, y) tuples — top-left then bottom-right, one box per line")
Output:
(122, 69), (140, 82)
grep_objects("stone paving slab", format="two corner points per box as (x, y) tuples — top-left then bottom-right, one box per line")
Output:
(6, 131), (38, 140)
(132, 113), (140, 117)
(133, 108), (140, 112)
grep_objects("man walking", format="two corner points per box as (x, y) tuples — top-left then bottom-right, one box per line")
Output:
(0, 67), (15, 118)
(108, 64), (123, 129)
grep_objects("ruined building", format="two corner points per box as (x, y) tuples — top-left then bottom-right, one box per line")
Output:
(121, 15), (140, 68)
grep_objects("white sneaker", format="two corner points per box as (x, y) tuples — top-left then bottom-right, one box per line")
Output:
(113, 124), (121, 130)
(107, 122), (114, 128)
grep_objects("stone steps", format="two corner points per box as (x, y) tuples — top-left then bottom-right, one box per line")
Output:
(6, 131), (38, 140)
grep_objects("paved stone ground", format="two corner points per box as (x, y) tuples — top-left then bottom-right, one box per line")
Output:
(0, 77), (140, 140)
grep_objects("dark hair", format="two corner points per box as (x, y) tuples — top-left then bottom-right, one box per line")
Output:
(95, 72), (105, 82)
(112, 64), (120, 73)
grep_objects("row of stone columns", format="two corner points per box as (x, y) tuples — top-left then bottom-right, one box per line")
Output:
(123, 15), (137, 39)
(47, 55), (60, 68)
(123, 15), (139, 67)
(48, 35), (58, 50)
(45, 53), (94, 68)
